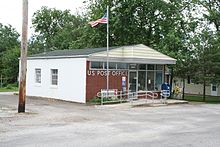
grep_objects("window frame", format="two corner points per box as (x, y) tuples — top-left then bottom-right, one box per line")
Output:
(212, 84), (217, 91)
(90, 61), (128, 70)
(51, 69), (58, 86)
(117, 63), (128, 69)
(90, 61), (104, 70)
(35, 68), (41, 84)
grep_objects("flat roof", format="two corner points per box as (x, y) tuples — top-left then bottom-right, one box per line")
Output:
(29, 46), (118, 57)
(28, 44), (176, 64)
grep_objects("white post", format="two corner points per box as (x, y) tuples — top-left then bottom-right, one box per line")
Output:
(102, 6), (109, 105)
(107, 5), (109, 96)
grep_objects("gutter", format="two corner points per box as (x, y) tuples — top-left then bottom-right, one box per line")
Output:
(27, 55), (89, 60)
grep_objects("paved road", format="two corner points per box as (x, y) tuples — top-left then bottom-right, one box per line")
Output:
(0, 94), (220, 147)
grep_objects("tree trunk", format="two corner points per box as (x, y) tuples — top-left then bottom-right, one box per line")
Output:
(182, 78), (185, 100)
(203, 79), (206, 102)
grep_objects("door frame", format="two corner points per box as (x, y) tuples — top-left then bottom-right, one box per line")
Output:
(128, 70), (138, 92)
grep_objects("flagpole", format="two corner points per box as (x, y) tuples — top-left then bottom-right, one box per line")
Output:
(104, 5), (109, 105)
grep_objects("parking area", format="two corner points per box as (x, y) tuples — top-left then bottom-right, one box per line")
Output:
(1, 94), (220, 147)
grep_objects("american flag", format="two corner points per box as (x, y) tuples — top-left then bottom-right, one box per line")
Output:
(89, 13), (108, 27)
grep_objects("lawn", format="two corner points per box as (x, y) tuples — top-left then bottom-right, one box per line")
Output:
(184, 94), (220, 104)
(0, 87), (18, 92)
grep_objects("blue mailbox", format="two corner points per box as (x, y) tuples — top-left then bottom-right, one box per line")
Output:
(161, 83), (171, 97)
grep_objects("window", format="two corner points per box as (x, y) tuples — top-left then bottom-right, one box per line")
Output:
(91, 62), (103, 69)
(187, 76), (191, 84)
(147, 71), (155, 90)
(51, 69), (58, 85)
(117, 63), (128, 69)
(212, 84), (217, 91)
(147, 64), (155, 70)
(35, 69), (41, 84)
(138, 64), (146, 70)
(129, 64), (137, 69)
(104, 62), (117, 69)
(155, 71), (163, 90)
(156, 65), (163, 70)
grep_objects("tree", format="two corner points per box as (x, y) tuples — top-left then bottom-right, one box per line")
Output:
(0, 23), (20, 82)
(194, 0), (220, 31)
(188, 0), (220, 100)
(0, 23), (19, 53)
(191, 30), (220, 101)
(1, 47), (20, 84)
(78, 0), (195, 50)
(31, 6), (85, 53)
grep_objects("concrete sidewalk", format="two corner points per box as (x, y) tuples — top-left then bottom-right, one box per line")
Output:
(96, 99), (188, 109)
(0, 92), (17, 95)
(132, 99), (188, 107)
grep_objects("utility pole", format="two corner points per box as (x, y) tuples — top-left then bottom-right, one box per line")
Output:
(18, 0), (28, 113)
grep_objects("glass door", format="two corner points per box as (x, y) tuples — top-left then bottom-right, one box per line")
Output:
(129, 71), (137, 92)
(138, 71), (146, 91)
(147, 71), (155, 91)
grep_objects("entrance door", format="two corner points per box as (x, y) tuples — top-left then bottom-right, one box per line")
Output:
(129, 71), (137, 92)
(138, 71), (146, 91)
(211, 84), (218, 96)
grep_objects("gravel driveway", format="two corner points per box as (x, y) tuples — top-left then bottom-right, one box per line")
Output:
(0, 94), (220, 147)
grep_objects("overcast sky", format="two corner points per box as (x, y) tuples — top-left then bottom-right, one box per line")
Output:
(0, 0), (84, 37)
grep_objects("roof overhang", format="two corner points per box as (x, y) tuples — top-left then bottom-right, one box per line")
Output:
(27, 44), (176, 64)
(88, 56), (176, 64)
(88, 44), (176, 64)
(27, 55), (89, 60)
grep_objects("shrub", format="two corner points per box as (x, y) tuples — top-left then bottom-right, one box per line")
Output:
(5, 83), (18, 89)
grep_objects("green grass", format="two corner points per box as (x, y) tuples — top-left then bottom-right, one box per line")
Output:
(0, 87), (18, 92)
(184, 94), (220, 104)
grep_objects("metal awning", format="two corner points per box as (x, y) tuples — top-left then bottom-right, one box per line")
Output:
(88, 44), (176, 64)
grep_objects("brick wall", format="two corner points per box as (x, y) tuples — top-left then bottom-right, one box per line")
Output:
(86, 61), (128, 102)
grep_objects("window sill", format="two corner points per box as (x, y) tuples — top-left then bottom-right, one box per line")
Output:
(50, 85), (58, 89)
(34, 83), (42, 87)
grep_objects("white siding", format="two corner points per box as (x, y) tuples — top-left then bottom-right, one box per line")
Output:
(26, 58), (87, 103)
(173, 78), (220, 96)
